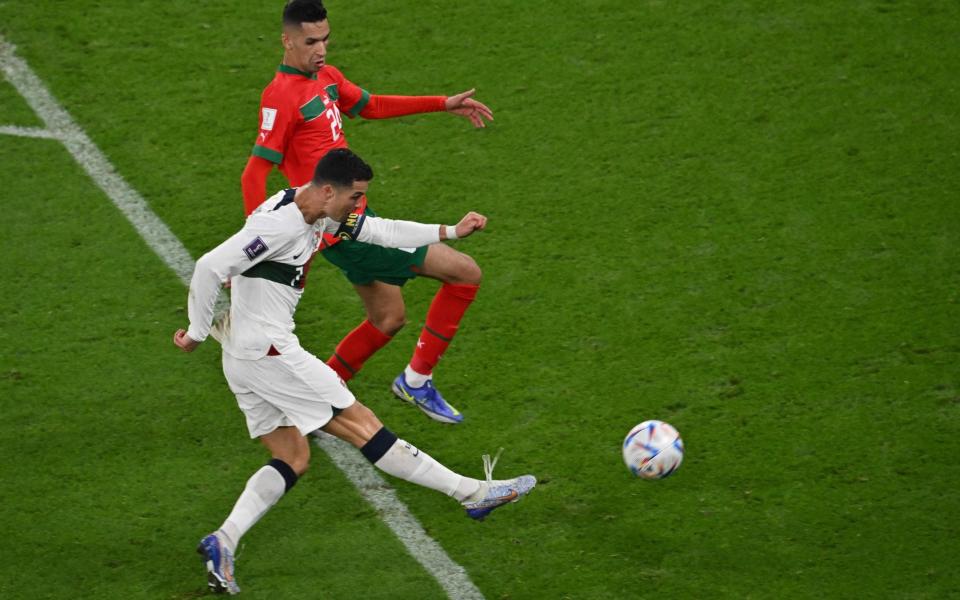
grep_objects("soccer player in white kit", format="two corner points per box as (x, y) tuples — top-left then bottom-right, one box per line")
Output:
(173, 149), (535, 595)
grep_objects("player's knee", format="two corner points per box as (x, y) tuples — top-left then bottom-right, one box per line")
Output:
(370, 311), (406, 335)
(456, 254), (482, 285)
(351, 402), (385, 437)
(288, 455), (310, 476)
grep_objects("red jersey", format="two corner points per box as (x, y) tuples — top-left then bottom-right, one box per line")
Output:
(244, 63), (446, 239)
(252, 64), (369, 191)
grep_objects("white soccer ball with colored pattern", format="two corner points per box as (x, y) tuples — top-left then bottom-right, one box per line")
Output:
(622, 420), (684, 479)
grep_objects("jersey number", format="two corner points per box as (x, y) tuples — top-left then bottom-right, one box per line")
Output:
(325, 105), (343, 142)
(291, 265), (305, 288)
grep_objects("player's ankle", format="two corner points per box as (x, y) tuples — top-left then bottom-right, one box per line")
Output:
(461, 480), (486, 504)
(404, 365), (430, 388)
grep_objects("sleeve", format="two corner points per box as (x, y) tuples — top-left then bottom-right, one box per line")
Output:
(241, 155), (274, 216)
(327, 66), (372, 118)
(359, 94), (447, 119)
(328, 65), (446, 119)
(186, 219), (290, 342)
(250, 85), (297, 165)
(321, 213), (441, 248)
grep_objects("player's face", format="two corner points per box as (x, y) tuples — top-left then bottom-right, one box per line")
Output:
(328, 180), (369, 222)
(282, 20), (331, 73)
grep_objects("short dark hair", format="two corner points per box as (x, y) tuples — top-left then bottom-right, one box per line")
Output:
(312, 149), (374, 187)
(283, 0), (327, 27)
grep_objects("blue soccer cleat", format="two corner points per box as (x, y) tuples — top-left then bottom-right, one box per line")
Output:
(391, 373), (463, 424)
(462, 450), (536, 520)
(197, 532), (240, 595)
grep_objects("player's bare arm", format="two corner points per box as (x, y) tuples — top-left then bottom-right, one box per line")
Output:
(444, 89), (494, 128)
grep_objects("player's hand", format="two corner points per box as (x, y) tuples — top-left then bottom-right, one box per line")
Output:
(445, 89), (493, 128)
(454, 212), (488, 238)
(173, 329), (201, 353)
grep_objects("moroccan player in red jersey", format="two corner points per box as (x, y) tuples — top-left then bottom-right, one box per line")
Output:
(240, 0), (493, 424)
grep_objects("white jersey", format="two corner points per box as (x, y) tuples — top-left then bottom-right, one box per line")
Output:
(186, 188), (442, 359)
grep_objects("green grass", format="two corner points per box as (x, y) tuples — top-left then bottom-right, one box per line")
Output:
(1, 0), (958, 598)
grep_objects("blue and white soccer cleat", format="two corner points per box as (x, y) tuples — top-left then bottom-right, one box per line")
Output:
(391, 373), (463, 424)
(197, 532), (240, 595)
(462, 450), (536, 520)
(463, 475), (537, 520)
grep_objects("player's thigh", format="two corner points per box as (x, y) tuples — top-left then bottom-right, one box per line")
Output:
(320, 401), (384, 448)
(321, 241), (426, 286)
(223, 354), (293, 439)
(352, 280), (406, 333)
(412, 243), (481, 284)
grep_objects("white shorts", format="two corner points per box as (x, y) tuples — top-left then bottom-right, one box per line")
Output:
(222, 346), (355, 439)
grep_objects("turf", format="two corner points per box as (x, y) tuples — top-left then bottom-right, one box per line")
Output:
(1, 0), (958, 598)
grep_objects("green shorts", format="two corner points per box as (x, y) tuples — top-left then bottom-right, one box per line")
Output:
(321, 238), (428, 287)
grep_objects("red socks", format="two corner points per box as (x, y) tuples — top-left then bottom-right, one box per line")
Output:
(326, 320), (392, 382)
(409, 283), (479, 376)
(326, 283), (479, 382)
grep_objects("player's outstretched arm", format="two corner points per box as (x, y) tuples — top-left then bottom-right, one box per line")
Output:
(354, 89), (492, 128)
(337, 212), (488, 248)
(444, 89), (494, 128)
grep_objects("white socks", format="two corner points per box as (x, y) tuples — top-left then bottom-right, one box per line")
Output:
(217, 461), (294, 553)
(368, 435), (480, 502)
(404, 365), (430, 388)
(214, 432), (489, 555)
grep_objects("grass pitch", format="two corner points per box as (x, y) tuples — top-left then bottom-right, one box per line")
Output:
(1, 1), (958, 598)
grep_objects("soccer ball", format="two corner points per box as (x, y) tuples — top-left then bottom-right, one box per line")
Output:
(622, 420), (684, 479)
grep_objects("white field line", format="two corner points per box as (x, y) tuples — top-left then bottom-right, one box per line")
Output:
(0, 125), (61, 139)
(0, 34), (484, 600)
(0, 38), (194, 286)
(313, 432), (484, 600)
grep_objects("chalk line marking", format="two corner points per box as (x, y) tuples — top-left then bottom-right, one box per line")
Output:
(0, 34), (483, 600)
(0, 124), (61, 139)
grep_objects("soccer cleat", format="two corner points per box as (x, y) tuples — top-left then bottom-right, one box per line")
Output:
(462, 450), (536, 520)
(197, 532), (240, 595)
(391, 373), (463, 424)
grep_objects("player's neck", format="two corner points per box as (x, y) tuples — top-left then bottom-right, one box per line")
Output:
(293, 185), (324, 224)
